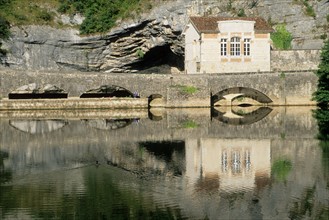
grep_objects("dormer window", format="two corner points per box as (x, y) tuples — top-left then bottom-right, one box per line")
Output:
(230, 37), (241, 56)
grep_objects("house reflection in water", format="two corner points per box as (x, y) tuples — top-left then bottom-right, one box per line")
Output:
(185, 138), (271, 192)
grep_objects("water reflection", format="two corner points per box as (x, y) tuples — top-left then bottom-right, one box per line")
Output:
(9, 120), (68, 134)
(212, 106), (273, 125)
(1, 107), (328, 219)
(83, 119), (135, 130)
(185, 139), (271, 193)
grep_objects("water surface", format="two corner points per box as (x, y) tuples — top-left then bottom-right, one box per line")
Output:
(1, 107), (328, 219)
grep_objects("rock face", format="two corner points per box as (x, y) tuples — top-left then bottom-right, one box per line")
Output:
(0, 0), (328, 72)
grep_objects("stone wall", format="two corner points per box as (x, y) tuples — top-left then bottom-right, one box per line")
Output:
(0, 69), (318, 107)
(271, 49), (321, 72)
(0, 98), (148, 110)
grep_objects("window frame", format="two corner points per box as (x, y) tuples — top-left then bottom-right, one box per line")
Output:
(230, 37), (241, 57)
(244, 38), (251, 56)
(220, 38), (228, 56)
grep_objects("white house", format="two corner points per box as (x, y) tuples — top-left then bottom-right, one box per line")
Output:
(184, 16), (274, 74)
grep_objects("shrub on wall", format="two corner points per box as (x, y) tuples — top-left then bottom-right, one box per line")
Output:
(313, 39), (329, 108)
(270, 24), (293, 50)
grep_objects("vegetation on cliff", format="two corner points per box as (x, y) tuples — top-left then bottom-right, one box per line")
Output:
(0, 0), (153, 35)
(58, 0), (152, 34)
(313, 39), (329, 108)
(270, 24), (292, 50)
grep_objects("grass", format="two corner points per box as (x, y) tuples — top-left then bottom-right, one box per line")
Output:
(0, 0), (59, 26)
(171, 85), (199, 95)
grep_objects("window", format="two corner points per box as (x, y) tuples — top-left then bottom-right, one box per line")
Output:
(230, 37), (241, 56)
(220, 39), (227, 56)
(196, 62), (200, 72)
(244, 38), (251, 56)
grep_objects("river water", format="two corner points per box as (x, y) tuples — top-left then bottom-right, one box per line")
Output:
(0, 107), (328, 220)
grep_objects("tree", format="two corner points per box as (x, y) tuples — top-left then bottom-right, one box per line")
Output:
(313, 39), (329, 108)
(270, 24), (292, 50)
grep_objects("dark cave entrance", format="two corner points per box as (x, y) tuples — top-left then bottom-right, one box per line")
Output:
(128, 45), (184, 72)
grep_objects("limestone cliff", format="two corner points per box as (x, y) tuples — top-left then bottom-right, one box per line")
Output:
(0, 0), (328, 73)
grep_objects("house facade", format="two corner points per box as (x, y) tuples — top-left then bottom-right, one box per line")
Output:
(184, 16), (273, 74)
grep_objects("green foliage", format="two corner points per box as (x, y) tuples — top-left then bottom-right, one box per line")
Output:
(327, 14), (329, 23)
(136, 48), (145, 59)
(320, 34), (327, 40)
(180, 85), (198, 95)
(237, 8), (246, 17)
(271, 24), (293, 50)
(0, 16), (10, 39)
(303, 0), (316, 18)
(37, 10), (53, 22)
(313, 39), (329, 107)
(312, 109), (329, 188)
(58, 0), (150, 34)
(272, 159), (292, 182)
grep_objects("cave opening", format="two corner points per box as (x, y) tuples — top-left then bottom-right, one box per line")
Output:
(128, 45), (184, 73)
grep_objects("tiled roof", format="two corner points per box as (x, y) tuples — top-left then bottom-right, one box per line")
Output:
(189, 16), (274, 33)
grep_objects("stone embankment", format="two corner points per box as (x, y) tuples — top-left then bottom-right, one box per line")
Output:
(0, 97), (148, 111)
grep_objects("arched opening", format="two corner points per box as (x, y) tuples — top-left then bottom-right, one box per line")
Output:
(126, 45), (184, 74)
(8, 83), (68, 99)
(80, 85), (136, 98)
(211, 87), (273, 106)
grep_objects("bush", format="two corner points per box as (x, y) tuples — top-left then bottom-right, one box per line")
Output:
(270, 24), (293, 50)
(313, 39), (329, 108)
(0, 16), (10, 39)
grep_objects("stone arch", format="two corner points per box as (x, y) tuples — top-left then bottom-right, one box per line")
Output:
(211, 87), (273, 106)
(8, 83), (68, 99)
(80, 85), (136, 98)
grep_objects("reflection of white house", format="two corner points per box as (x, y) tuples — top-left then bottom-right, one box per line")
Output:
(185, 138), (271, 192)
(184, 17), (273, 74)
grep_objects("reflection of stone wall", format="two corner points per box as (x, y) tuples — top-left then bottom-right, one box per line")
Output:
(0, 107), (319, 176)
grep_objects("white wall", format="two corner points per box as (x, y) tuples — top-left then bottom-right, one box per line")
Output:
(184, 24), (201, 74)
(184, 20), (272, 74)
